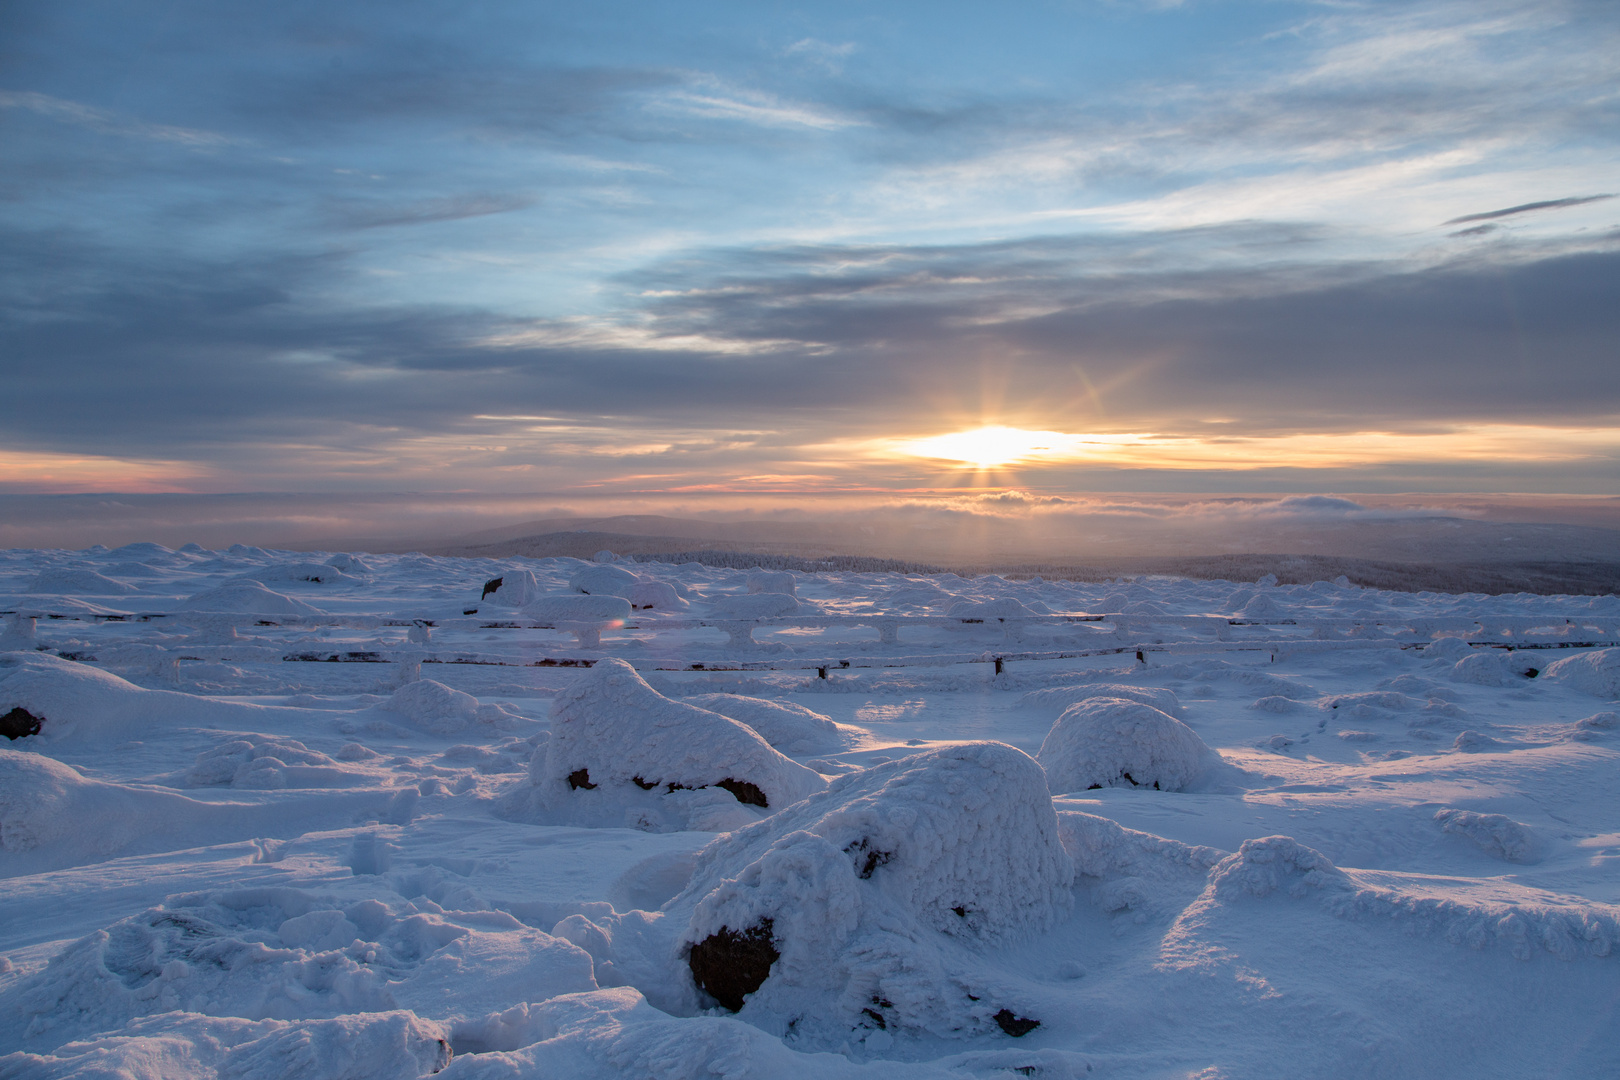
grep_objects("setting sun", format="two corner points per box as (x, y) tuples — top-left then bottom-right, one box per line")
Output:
(896, 426), (1086, 468)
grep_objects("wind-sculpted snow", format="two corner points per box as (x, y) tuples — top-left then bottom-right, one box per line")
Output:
(178, 580), (321, 615)
(681, 693), (852, 754)
(1018, 683), (1182, 717)
(1542, 647), (1620, 697)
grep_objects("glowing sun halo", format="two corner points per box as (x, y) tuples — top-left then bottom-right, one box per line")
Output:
(898, 426), (1084, 468)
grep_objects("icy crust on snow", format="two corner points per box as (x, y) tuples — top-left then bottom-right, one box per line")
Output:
(1036, 698), (1224, 793)
(660, 743), (1072, 1041)
(1167, 835), (1620, 963)
(681, 693), (852, 754)
(1542, 647), (1620, 698)
(1, 885), (594, 1058)
(0, 1011), (451, 1080)
(506, 660), (827, 828)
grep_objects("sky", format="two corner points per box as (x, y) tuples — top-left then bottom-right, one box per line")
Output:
(2, 0), (1618, 511)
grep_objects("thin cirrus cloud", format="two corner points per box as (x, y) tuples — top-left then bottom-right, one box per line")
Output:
(0, 0), (1617, 499)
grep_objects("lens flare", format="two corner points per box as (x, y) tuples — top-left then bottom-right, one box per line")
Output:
(896, 426), (1085, 468)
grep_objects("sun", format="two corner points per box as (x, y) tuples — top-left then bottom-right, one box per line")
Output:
(897, 426), (1082, 468)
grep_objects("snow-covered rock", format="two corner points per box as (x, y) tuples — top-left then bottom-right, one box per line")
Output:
(506, 660), (826, 827)
(1018, 683), (1182, 717)
(628, 580), (687, 610)
(570, 564), (639, 598)
(480, 569), (543, 607)
(1037, 698), (1223, 793)
(667, 742), (1070, 1041)
(745, 571), (796, 596)
(24, 568), (138, 596)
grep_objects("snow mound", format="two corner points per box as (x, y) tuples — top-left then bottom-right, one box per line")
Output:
(3, 886), (595, 1054)
(241, 562), (344, 584)
(681, 694), (849, 754)
(1422, 636), (1474, 661)
(1, 1011), (450, 1080)
(508, 660), (826, 826)
(1239, 592), (1286, 619)
(1057, 811), (1226, 918)
(628, 580), (687, 610)
(1434, 808), (1543, 863)
(481, 569), (542, 607)
(668, 742), (1072, 1040)
(1037, 698), (1223, 793)
(1542, 648), (1620, 698)
(947, 598), (1033, 618)
(1018, 682), (1182, 717)
(569, 564), (638, 598)
(177, 580), (320, 615)
(520, 594), (632, 623)
(711, 592), (799, 617)
(383, 679), (482, 735)
(184, 735), (370, 789)
(23, 569), (138, 596)
(885, 583), (959, 608)
(745, 571), (796, 596)
(1449, 650), (1543, 687)
(324, 552), (373, 574)
(1566, 711), (1620, 741)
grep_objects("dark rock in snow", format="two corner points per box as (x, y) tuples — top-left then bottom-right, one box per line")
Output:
(1, 706), (43, 740)
(688, 918), (779, 1012)
(715, 777), (768, 808)
(994, 1008), (1040, 1037)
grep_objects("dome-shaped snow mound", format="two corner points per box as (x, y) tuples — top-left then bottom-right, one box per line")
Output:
(25, 568), (138, 595)
(1019, 682), (1182, 717)
(669, 742), (1071, 1040)
(569, 564), (638, 597)
(1037, 697), (1223, 793)
(383, 679), (481, 734)
(681, 694), (848, 754)
(517, 659), (827, 819)
(1542, 648), (1620, 698)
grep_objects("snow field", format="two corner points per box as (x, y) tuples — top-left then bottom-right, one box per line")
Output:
(1, 543), (1618, 1077)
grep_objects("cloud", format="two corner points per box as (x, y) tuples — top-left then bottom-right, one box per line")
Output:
(1445, 194), (1615, 225)
(329, 192), (537, 229)
(0, 90), (229, 147)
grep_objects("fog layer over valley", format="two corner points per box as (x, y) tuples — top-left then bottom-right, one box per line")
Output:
(2, 541), (1619, 1078)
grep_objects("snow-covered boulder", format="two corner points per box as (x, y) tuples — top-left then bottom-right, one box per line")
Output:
(324, 552), (372, 574)
(711, 593), (799, 618)
(570, 564), (639, 598)
(629, 579), (687, 610)
(1542, 648), (1620, 698)
(1037, 698), (1223, 793)
(382, 679), (482, 735)
(1434, 808), (1542, 863)
(667, 742), (1070, 1040)
(480, 569), (543, 607)
(177, 580), (319, 615)
(1019, 683), (1182, 717)
(745, 571), (796, 596)
(682, 694), (849, 754)
(508, 660), (826, 828)
(24, 568), (138, 596)
(1449, 650), (1542, 687)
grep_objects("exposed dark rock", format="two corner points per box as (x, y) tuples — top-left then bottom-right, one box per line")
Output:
(994, 1009), (1040, 1037)
(481, 576), (504, 599)
(631, 775), (658, 790)
(1, 706), (42, 740)
(688, 918), (778, 1012)
(566, 768), (596, 790)
(715, 777), (768, 808)
(844, 837), (893, 878)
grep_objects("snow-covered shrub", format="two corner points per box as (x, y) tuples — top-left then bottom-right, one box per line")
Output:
(1434, 808), (1542, 863)
(1037, 698), (1223, 793)
(506, 660), (826, 828)
(1449, 650), (1542, 687)
(669, 742), (1070, 1041)
(628, 580), (687, 610)
(242, 562), (344, 584)
(383, 679), (481, 735)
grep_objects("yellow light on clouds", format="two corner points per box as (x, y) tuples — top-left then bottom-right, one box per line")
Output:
(882, 424), (1620, 471)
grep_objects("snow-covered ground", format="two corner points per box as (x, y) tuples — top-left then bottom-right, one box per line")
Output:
(3, 543), (1619, 1079)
